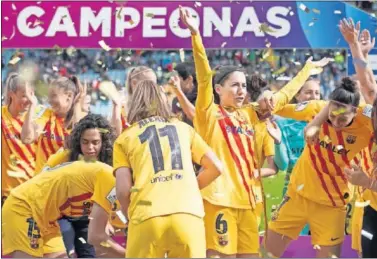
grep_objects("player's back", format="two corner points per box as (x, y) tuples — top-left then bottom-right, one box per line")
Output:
(10, 161), (112, 233)
(114, 117), (205, 223)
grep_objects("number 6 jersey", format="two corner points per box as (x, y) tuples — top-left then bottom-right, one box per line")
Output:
(113, 117), (211, 223)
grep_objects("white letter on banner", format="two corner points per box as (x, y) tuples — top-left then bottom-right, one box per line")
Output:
(143, 8), (166, 38)
(234, 7), (264, 37)
(46, 7), (77, 37)
(169, 7), (199, 38)
(80, 7), (111, 37)
(266, 7), (290, 38)
(203, 7), (231, 37)
(116, 7), (140, 37)
(17, 6), (45, 37)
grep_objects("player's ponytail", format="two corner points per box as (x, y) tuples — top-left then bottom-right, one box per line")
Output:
(4, 73), (26, 105)
(329, 77), (360, 107)
(246, 74), (267, 102)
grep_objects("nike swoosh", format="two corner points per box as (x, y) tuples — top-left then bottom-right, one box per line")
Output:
(331, 237), (340, 241)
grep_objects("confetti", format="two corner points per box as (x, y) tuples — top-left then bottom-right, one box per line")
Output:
(313, 244), (321, 250)
(331, 255), (338, 258)
(361, 230), (373, 240)
(312, 8), (321, 14)
(332, 107), (347, 116)
(289, 11), (294, 16)
(259, 23), (276, 33)
(299, 3), (310, 13)
(2, 36), (8, 41)
(88, 217), (94, 220)
(52, 66), (58, 72)
(9, 26), (16, 40)
(334, 10), (342, 14)
(150, 42), (154, 48)
(309, 22), (315, 27)
(100, 241), (111, 247)
(99, 81), (118, 102)
(265, 41), (271, 48)
(130, 187), (141, 192)
(54, 45), (63, 55)
(336, 38), (341, 45)
(179, 48), (185, 62)
(128, 19), (134, 25)
(146, 13), (154, 18)
(4, 17), (9, 21)
(33, 20), (44, 27)
(221, 42), (227, 48)
(66, 46), (76, 56)
(79, 237), (87, 244)
(99, 40), (111, 51)
(12, 3), (16, 10)
(137, 200), (152, 206)
(37, 1), (42, 4)
(266, 194), (271, 198)
(98, 128), (109, 134)
(9, 56), (21, 65)
(355, 200), (371, 208)
(276, 76), (292, 81)
(271, 205), (277, 210)
(297, 184), (304, 191)
(194, 1), (202, 7)
(117, 7), (123, 19)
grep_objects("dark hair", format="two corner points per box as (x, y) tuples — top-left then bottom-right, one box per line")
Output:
(246, 75), (267, 102)
(291, 77), (321, 104)
(213, 65), (244, 104)
(329, 77), (360, 107)
(69, 114), (116, 166)
(175, 62), (197, 85)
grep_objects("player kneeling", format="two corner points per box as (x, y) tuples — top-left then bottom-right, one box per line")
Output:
(110, 79), (223, 258)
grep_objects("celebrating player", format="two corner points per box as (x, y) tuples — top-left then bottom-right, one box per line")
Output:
(113, 78), (223, 258)
(21, 76), (87, 173)
(2, 161), (115, 258)
(179, 5), (331, 258)
(1, 73), (38, 205)
(265, 77), (373, 258)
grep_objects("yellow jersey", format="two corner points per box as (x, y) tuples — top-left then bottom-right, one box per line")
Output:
(276, 100), (373, 207)
(363, 140), (377, 211)
(1, 106), (37, 197)
(10, 161), (113, 234)
(113, 117), (210, 223)
(191, 33), (314, 209)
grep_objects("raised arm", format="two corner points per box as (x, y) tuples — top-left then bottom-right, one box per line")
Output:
(170, 75), (196, 121)
(180, 6), (213, 113)
(21, 83), (39, 144)
(339, 18), (377, 105)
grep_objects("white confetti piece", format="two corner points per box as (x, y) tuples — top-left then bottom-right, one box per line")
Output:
(79, 237), (87, 244)
(313, 244), (321, 250)
(334, 10), (342, 14)
(2, 36), (8, 41)
(4, 17), (9, 21)
(336, 145), (344, 151)
(37, 1), (42, 4)
(194, 1), (202, 7)
(297, 184), (304, 191)
(221, 42), (227, 48)
(289, 11), (294, 16)
(88, 217), (94, 220)
(179, 48), (185, 62)
(9, 56), (21, 65)
(116, 210), (128, 224)
(52, 66), (58, 72)
(309, 22), (314, 27)
(98, 40), (111, 51)
(299, 3), (309, 13)
(331, 255), (338, 258)
(9, 26), (16, 40)
(266, 194), (271, 198)
(12, 3), (16, 10)
(271, 205), (277, 210)
(361, 230), (373, 240)
(355, 200), (371, 208)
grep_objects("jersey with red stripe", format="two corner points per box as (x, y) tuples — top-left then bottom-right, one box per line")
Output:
(277, 100), (373, 207)
(120, 105), (129, 132)
(9, 161), (113, 234)
(192, 33), (315, 209)
(363, 139), (377, 211)
(1, 106), (37, 197)
(34, 108), (70, 174)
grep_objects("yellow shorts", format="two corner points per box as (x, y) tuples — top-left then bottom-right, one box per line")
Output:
(126, 213), (206, 258)
(269, 190), (346, 246)
(203, 200), (259, 255)
(2, 195), (66, 257)
(351, 205), (364, 253)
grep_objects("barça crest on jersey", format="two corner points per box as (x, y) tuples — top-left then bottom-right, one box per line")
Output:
(346, 135), (356, 144)
(295, 101), (309, 112)
(218, 234), (229, 246)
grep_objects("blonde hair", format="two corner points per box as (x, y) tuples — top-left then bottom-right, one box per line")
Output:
(127, 80), (172, 124)
(125, 66), (154, 96)
(4, 73), (27, 105)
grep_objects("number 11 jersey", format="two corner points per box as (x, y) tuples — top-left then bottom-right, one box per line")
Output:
(113, 116), (211, 223)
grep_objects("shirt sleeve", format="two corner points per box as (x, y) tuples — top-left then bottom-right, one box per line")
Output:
(44, 149), (70, 169)
(272, 63), (316, 113)
(275, 100), (326, 121)
(263, 132), (275, 157)
(190, 127), (212, 165)
(113, 136), (131, 172)
(92, 169), (116, 214)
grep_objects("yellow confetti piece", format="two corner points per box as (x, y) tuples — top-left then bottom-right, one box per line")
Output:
(130, 187), (141, 193)
(137, 200), (152, 206)
(98, 40), (111, 51)
(146, 13), (154, 18)
(128, 19), (134, 25)
(332, 107), (347, 116)
(79, 237), (86, 244)
(312, 8), (321, 14)
(297, 184), (304, 191)
(117, 7), (123, 19)
(100, 241), (111, 247)
(2, 36), (8, 41)
(33, 20), (44, 27)
(313, 244), (321, 250)
(324, 135), (331, 144)
(9, 56), (21, 65)
(355, 200), (371, 208)
(259, 23), (276, 33)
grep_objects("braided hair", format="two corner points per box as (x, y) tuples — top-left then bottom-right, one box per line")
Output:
(68, 114), (116, 166)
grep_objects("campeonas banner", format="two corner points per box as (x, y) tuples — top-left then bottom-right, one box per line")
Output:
(2, 0), (376, 49)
